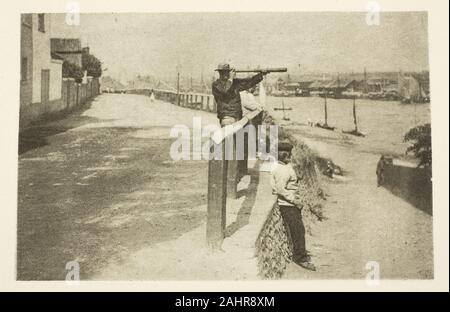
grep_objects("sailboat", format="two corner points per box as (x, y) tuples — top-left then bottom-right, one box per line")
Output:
(342, 96), (365, 137)
(316, 94), (335, 131)
(273, 99), (291, 121)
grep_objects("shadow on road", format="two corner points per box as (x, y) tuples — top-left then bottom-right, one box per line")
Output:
(381, 164), (433, 216)
(18, 101), (103, 155)
(225, 162), (261, 237)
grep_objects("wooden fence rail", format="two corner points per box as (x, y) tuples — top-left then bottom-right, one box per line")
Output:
(132, 89), (218, 113)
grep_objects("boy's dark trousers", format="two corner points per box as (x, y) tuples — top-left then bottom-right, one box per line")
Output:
(279, 205), (308, 263)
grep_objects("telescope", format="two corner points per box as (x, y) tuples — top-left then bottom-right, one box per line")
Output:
(234, 67), (287, 73)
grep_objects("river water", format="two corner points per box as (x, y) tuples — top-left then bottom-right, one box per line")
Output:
(261, 96), (431, 157)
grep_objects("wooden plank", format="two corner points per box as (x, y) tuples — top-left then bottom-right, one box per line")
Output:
(211, 109), (263, 145)
(226, 134), (238, 199)
(207, 141), (227, 249)
(238, 132), (249, 177)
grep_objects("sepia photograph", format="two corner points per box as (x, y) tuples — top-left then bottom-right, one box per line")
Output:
(10, 2), (445, 286)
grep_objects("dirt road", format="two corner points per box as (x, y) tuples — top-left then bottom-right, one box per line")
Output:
(17, 94), (217, 280)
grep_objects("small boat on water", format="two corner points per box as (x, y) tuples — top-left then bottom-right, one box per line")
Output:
(342, 96), (366, 137)
(314, 94), (335, 131)
(316, 123), (335, 131)
(274, 99), (291, 121)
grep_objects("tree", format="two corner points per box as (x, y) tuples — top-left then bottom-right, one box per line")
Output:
(62, 61), (84, 83)
(82, 53), (102, 78)
(404, 123), (432, 167)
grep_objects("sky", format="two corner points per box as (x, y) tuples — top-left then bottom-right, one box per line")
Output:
(49, 12), (429, 83)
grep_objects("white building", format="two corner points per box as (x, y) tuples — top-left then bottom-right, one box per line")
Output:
(20, 13), (64, 128)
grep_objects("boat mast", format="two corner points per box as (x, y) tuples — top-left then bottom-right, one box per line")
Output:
(363, 67), (367, 95)
(324, 93), (328, 126)
(353, 95), (358, 132)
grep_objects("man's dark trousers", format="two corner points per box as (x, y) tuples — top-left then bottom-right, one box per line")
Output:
(279, 205), (307, 262)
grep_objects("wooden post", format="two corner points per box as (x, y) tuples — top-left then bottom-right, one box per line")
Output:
(226, 134), (238, 199)
(238, 131), (249, 177)
(207, 141), (227, 249)
(353, 95), (358, 132)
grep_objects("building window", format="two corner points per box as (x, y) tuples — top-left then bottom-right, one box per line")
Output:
(38, 14), (45, 32)
(21, 57), (28, 82)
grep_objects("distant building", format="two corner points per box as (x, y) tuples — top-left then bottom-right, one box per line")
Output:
(283, 82), (300, 91)
(297, 81), (314, 90)
(296, 81), (314, 96)
(309, 80), (333, 92)
(50, 38), (84, 67)
(20, 13), (63, 110)
(399, 74), (428, 102)
(327, 79), (358, 93)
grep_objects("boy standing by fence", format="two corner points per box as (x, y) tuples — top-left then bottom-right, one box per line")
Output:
(270, 141), (316, 271)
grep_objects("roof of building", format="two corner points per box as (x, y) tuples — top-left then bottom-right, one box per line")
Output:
(327, 79), (357, 89)
(382, 84), (399, 92)
(283, 82), (300, 87)
(297, 81), (314, 88)
(309, 80), (332, 88)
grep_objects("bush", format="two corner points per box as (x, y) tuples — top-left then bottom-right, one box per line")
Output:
(82, 53), (102, 78)
(404, 123), (432, 167)
(62, 61), (83, 83)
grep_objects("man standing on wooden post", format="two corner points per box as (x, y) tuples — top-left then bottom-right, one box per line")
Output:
(212, 63), (267, 127)
(212, 63), (267, 193)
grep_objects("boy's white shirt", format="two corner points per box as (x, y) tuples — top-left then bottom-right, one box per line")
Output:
(270, 161), (298, 207)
